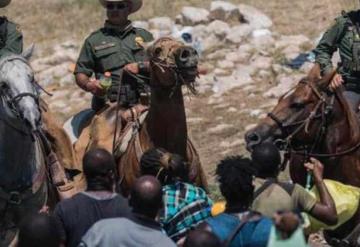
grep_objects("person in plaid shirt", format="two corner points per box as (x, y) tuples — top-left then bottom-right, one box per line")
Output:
(140, 148), (213, 242)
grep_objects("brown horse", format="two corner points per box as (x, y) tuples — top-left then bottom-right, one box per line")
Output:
(245, 65), (360, 241)
(74, 37), (207, 195)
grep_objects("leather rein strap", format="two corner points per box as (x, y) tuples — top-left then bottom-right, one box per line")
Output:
(268, 81), (360, 158)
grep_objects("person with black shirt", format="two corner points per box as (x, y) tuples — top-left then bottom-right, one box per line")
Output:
(53, 148), (131, 247)
(80, 176), (176, 247)
(17, 213), (61, 247)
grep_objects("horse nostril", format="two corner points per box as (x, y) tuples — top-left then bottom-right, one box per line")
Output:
(180, 49), (191, 62)
(246, 132), (261, 143)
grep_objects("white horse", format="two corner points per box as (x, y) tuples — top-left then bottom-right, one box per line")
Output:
(0, 48), (52, 245)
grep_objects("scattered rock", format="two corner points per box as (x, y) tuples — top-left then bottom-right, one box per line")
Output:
(180, 7), (210, 25)
(210, 1), (243, 23)
(148, 17), (174, 31)
(202, 34), (222, 52)
(250, 109), (263, 117)
(206, 20), (231, 38)
(208, 124), (233, 134)
(187, 117), (204, 123)
(238, 4), (273, 29)
(132, 20), (149, 30)
(226, 24), (252, 44)
(250, 56), (273, 70)
(227, 107), (237, 112)
(263, 74), (304, 98)
(217, 60), (235, 69)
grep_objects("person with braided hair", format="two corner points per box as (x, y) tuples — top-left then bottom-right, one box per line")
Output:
(197, 156), (272, 247)
(140, 148), (213, 244)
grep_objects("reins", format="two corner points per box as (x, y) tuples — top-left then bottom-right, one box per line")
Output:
(269, 80), (360, 159)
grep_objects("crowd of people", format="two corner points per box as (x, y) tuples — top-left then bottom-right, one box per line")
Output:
(3, 0), (360, 245)
(12, 143), (340, 247)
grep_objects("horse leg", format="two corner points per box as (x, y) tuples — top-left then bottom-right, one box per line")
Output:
(186, 139), (208, 190)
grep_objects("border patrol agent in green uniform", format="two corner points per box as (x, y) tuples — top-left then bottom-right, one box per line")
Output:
(314, 8), (360, 112)
(74, 0), (153, 111)
(0, 0), (23, 57)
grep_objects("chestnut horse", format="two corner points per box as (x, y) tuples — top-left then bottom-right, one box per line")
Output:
(74, 37), (207, 195)
(245, 65), (360, 241)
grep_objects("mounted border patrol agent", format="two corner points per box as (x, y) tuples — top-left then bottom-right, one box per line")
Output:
(0, 0), (23, 57)
(314, 6), (360, 112)
(74, 0), (153, 111)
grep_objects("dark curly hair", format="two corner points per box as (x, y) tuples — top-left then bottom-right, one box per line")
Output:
(216, 156), (256, 207)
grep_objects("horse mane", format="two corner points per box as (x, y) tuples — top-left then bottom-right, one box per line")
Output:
(335, 88), (360, 144)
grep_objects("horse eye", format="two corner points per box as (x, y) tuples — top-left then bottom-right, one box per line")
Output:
(154, 47), (162, 56)
(290, 102), (305, 109)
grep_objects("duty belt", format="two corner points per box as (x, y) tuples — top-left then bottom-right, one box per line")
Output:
(341, 59), (360, 73)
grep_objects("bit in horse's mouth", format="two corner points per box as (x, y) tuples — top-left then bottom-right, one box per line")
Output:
(182, 67), (198, 82)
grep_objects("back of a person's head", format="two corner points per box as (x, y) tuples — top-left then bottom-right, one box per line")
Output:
(184, 230), (221, 247)
(251, 142), (281, 178)
(140, 148), (188, 184)
(167, 153), (189, 183)
(140, 148), (164, 177)
(83, 148), (115, 178)
(129, 175), (163, 218)
(216, 156), (256, 207)
(17, 213), (60, 247)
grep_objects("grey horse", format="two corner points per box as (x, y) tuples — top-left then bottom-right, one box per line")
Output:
(0, 48), (52, 246)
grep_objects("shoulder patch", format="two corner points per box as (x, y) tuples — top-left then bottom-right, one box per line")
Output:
(135, 36), (144, 47)
(16, 24), (21, 33)
(135, 28), (154, 42)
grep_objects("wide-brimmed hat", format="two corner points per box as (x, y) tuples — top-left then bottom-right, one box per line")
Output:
(0, 0), (10, 8)
(99, 0), (142, 14)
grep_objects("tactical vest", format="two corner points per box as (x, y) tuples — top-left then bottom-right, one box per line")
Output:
(341, 11), (360, 73)
(0, 17), (8, 49)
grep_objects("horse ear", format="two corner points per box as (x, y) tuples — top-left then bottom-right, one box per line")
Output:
(22, 44), (35, 60)
(317, 69), (337, 90)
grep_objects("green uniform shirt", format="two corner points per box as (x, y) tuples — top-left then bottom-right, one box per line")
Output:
(75, 21), (153, 84)
(0, 18), (23, 57)
(314, 10), (360, 85)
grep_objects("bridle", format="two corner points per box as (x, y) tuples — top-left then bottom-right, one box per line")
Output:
(267, 79), (360, 160)
(149, 39), (198, 97)
(0, 56), (40, 128)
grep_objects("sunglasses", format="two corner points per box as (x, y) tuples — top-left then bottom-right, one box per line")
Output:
(106, 2), (129, 10)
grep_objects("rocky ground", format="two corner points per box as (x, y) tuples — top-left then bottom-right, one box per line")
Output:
(36, 1), (318, 181)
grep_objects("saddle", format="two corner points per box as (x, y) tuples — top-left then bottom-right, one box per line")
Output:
(113, 104), (149, 160)
(65, 103), (148, 163)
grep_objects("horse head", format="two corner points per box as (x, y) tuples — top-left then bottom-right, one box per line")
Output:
(245, 64), (337, 151)
(147, 37), (199, 94)
(0, 45), (40, 131)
